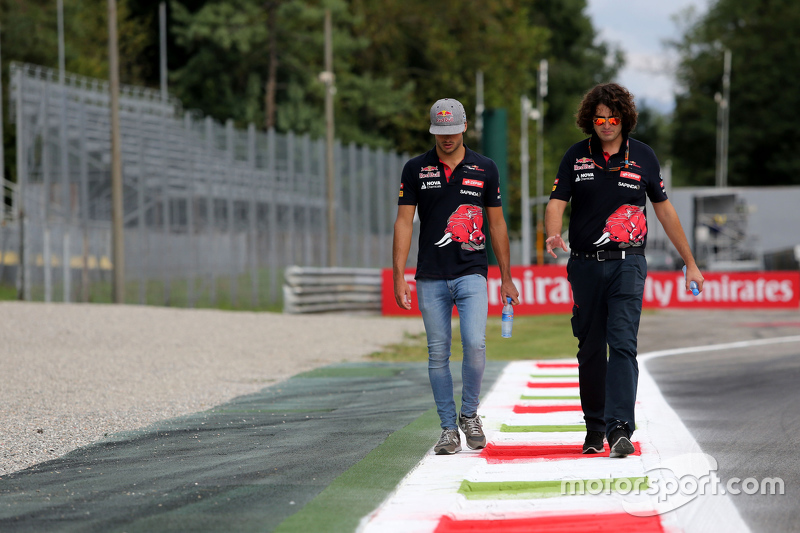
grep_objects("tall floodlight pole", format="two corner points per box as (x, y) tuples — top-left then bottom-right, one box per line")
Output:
(58, 0), (72, 302)
(159, 2), (168, 102)
(714, 91), (723, 187)
(321, 9), (336, 266)
(475, 71), (484, 151)
(714, 49), (731, 188)
(108, 0), (125, 303)
(520, 95), (532, 266)
(535, 59), (548, 265)
(720, 49), (731, 188)
(58, 0), (66, 78)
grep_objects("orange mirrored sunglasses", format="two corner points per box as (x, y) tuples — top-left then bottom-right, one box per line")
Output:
(593, 116), (622, 126)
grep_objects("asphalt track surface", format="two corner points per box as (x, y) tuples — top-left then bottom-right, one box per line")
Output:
(0, 362), (504, 532)
(646, 340), (799, 533)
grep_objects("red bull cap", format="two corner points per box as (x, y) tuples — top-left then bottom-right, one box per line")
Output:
(430, 98), (466, 135)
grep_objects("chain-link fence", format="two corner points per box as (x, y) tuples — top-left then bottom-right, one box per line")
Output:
(3, 63), (412, 309)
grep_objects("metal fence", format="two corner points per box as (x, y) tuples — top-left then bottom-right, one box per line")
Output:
(3, 62), (410, 308)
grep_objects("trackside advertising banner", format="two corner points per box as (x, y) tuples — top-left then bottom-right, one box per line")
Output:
(381, 267), (800, 315)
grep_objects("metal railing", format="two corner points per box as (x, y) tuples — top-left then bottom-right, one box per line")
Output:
(4, 62), (412, 308)
(282, 266), (382, 314)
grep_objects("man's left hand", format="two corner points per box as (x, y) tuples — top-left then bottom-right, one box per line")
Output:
(501, 280), (520, 305)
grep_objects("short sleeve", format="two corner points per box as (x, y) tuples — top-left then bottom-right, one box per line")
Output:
(645, 152), (669, 204)
(484, 160), (502, 208)
(550, 149), (573, 202)
(398, 160), (417, 206)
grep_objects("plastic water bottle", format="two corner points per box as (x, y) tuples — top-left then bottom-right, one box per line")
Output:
(501, 297), (513, 338)
(682, 265), (700, 296)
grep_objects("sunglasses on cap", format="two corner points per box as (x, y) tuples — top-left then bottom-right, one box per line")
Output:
(593, 116), (622, 126)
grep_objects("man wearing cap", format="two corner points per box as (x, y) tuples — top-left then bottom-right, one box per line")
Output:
(392, 98), (519, 455)
(545, 83), (704, 458)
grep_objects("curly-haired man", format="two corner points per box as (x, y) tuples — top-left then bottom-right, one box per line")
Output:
(545, 83), (704, 457)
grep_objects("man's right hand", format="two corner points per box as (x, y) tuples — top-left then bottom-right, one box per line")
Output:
(546, 234), (569, 259)
(394, 278), (412, 310)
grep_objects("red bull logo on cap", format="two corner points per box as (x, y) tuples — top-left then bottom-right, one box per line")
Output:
(436, 114), (454, 123)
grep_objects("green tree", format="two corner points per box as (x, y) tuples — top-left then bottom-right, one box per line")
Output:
(170, 0), (414, 146)
(0, 0), (150, 81)
(1, 0), (150, 184)
(671, 0), (800, 186)
(526, 0), (621, 227)
(633, 102), (672, 163)
(351, 0), (618, 229)
(352, 0), (549, 155)
(2, 0), (620, 223)
(529, 0), (622, 165)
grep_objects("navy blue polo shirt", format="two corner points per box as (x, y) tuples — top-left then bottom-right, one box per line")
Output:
(549, 134), (668, 252)
(398, 146), (502, 280)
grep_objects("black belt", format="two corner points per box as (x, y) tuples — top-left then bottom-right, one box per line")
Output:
(570, 249), (645, 261)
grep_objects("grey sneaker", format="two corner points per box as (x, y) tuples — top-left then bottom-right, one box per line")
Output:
(458, 413), (487, 450)
(434, 428), (461, 455)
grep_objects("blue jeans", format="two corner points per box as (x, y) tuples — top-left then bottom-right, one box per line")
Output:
(416, 274), (488, 430)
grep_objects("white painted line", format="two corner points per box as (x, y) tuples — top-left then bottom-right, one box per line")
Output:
(640, 335), (800, 362)
(635, 353), (750, 532)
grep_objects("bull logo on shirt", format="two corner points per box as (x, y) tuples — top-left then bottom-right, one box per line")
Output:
(593, 204), (646, 247)
(434, 204), (485, 251)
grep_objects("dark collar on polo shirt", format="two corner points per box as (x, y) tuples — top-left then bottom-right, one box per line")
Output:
(590, 133), (630, 168)
(424, 144), (481, 179)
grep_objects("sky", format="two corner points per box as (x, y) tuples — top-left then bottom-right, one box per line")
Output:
(585, 0), (711, 113)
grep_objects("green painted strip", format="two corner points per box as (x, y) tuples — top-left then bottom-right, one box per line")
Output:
(274, 406), (441, 533)
(520, 395), (581, 400)
(529, 373), (579, 378)
(500, 424), (585, 432)
(459, 477), (649, 499)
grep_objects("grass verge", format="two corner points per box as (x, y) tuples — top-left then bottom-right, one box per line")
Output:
(369, 314), (576, 362)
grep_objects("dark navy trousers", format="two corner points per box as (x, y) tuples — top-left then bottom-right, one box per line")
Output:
(566, 254), (647, 437)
